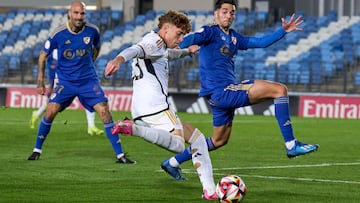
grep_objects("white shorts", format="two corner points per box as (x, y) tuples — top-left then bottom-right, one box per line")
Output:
(134, 109), (183, 134)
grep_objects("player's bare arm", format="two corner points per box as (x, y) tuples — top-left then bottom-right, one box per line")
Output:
(92, 46), (101, 61)
(37, 51), (47, 95)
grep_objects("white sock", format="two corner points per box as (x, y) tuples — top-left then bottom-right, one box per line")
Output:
(85, 109), (95, 128)
(169, 157), (180, 167)
(35, 102), (47, 118)
(189, 128), (216, 194)
(33, 148), (42, 153)
(132, 125), (185, 153)
(116, 153), (124, 159)
(285, 139), (296, 150)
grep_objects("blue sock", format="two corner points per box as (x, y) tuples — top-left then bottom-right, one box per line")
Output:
(104, 121), (123, 156)
(174, 137), (217, 164)
(34, 117), (53, 150)
(274, 96), (295, 142)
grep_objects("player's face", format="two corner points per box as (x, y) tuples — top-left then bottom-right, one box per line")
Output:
(214, 3), (235, 30)
(68, 3), (86, 29)
(163, 23), (186, 48)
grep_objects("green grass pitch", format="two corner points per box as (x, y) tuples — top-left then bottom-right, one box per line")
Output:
(0, 107), (359, 202)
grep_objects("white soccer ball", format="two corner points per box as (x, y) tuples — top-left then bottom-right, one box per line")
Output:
(216, 175), (247, 203)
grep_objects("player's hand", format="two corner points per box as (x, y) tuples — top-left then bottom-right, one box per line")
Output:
(36, 80), (46, 95)
(282, 13), (303, 33)
(105, 56), (125, 76)
(105, 60), (119, 76)
(188, 45), (200, 55)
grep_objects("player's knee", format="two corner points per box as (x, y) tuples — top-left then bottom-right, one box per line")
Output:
(169, 136), (185, 153)
(44, 106), (60, 120)
(278, 83), (288, 95)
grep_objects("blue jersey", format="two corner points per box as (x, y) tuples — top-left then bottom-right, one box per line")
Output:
(43, 22), (100, 82)
(179, 24), (286, 96)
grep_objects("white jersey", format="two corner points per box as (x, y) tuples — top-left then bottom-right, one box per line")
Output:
(131, 31), (170, 119)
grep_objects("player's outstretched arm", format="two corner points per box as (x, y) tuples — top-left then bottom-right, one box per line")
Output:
(246, 14), (303, 48)
(167, 45), (199, 60)
(105, 45), (144, 76)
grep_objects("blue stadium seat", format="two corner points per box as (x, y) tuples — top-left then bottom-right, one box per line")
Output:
(265, 68), (275, 81)
(111, 10), (123, 21)
(354, 72), (360, 85)
(299, 70), (310, 84)
(144, 10), (156, 20)
(187, 68), (200, 82)
(8, 55), (20, 71)
(32, 65), (38, 79)
(323, 62), (335, 77)
(2, 8), (357, 88)
(134, 15), (146, 25)
(287, 62), (300, 84)
(277, 64), (288, 83)
(311, 69), (323, 84)
(0, 55), (9, 78)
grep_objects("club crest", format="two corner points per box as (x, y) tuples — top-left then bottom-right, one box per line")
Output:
(232, 36), (237, 45)
(83, 37), (90, 44)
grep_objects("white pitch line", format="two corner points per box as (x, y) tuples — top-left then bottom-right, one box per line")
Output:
(157, 162), (360, 185)
(210, 173), (360, 185)
(206, 162), (360, 171)
(158, 162), (360, 173)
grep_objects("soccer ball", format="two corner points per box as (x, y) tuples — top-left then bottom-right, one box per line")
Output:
(216, 175), (246, 203)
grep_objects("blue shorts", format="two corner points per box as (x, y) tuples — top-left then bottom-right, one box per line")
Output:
(49, 78), (108, 112)
(207, 80), (254, 126)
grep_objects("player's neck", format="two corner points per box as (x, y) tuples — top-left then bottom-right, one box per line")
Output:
(214, 21), (230, 34)
(219, 25), (230, 34)
(68, 21), (84, 33)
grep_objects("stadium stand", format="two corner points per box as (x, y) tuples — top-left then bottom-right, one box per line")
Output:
(1, 8), (360, 93)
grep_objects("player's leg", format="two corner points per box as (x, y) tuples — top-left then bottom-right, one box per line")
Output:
(30, 100), (47, 129)
(183, 122), (217, 199)
(166, 123), (231, 165)
(79, 80), (135, 164)
(162, 90), (236, 176)
(113, 110), (186, 153)
(85, 109), (104, 136)
(28, 80), (71, 160)
(162, 121), (231, 181)
(28, 102), (61, 160)
(248, 80), (319, 158)
(30, 85), (53, 129)
(92, 102), (135, 164)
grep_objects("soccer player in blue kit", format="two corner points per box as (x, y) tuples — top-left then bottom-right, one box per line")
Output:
(30, 49), (104, 136)
(162, 0), (319, 179)
(27, 1), (135, 164)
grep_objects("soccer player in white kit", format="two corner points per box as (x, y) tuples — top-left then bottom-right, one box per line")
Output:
(105, 10), (218, 200)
